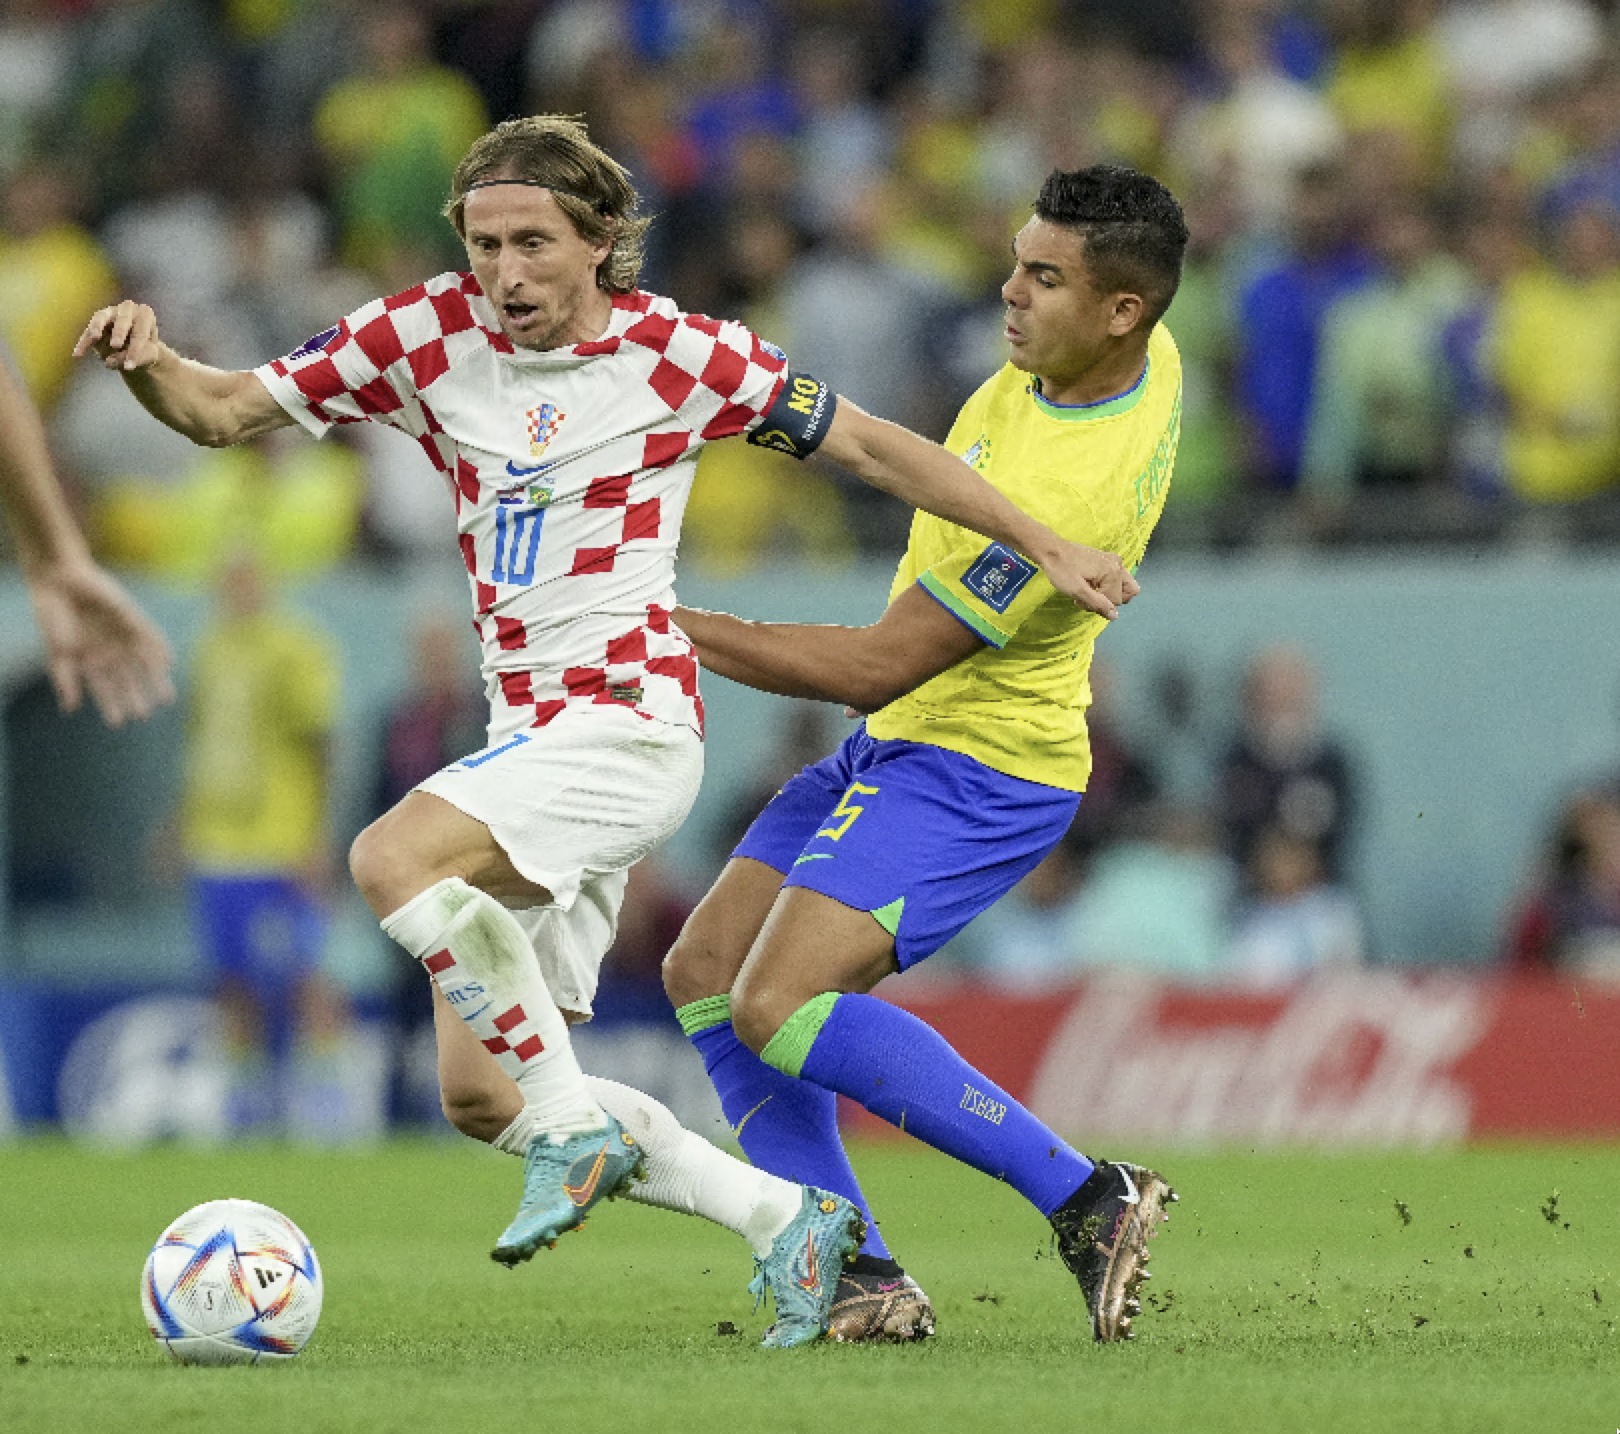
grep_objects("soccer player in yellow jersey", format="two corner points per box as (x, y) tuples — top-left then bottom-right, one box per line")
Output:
(665, 166), (1186, 1345)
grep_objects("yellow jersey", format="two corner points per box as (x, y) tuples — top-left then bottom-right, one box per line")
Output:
(183, 611), (338, 871)
(865, 324), (1181, 791)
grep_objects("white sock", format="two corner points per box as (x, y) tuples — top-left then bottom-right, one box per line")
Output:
(382, 877), (605, 1138)
(492, 1077), (805, 1257)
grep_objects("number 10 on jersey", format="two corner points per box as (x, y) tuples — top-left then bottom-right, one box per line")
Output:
(492, 503), (544, 586)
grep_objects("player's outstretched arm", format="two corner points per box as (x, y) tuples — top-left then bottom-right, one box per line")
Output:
(0, 355), (175, 725)
(675, 584), (985, 713)
(73, 300), (292, 448)
(816, 398), (1139, 619)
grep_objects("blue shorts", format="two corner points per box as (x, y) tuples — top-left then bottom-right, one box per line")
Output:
(190, 875), (325, 994)
(733, 725), (1081, 968)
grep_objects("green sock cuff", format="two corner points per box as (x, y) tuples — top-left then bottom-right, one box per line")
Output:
(759, 992), (842, 1078)
(675, 993), (732, 1037)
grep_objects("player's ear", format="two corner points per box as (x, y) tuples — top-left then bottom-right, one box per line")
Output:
(1108, 292), (1146, 337)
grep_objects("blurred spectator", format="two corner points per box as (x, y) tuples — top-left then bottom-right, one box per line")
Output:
(370, 610), (487, 817)
(1065, 659), (1160, 869)
(1227, 824), (1366, 984)
(1300, 196), (1473, 495)
(366, 608), (485, 1121)
(0, 160), (115, 411)
(1489, 196), (1620, 501)
(593, 854), (696, 1021)
(968, 840), (1087, 990)
(711, 701), (841, 864)
(1441, 205), (1534, 496)
(311, 2), (488, 277)
(1234, 160), (1376, 489)
(0, 0), (74, 177)
(1216, 644), (1358, 887)
(1064, 806), (1237, 980)
(1163, 176), (1244, 503)
(93, 427), (365, 586)
(790, 24), (895, 238)
(1323, 0), (1455, 187)
(1434, 0), (1604, 170)
(1174, 1), (1344, 244)
(180, 550), (349, 1137)
(1506, 787), (1620, 976)
(779, 179), (954, 437)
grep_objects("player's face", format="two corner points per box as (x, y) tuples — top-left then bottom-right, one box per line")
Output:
(461, 183), (614, 350)
(1001, 217), (1138, 395)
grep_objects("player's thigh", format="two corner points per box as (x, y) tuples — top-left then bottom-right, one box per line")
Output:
(663, 856), (789, 1007)
(351, 790), (546, 917)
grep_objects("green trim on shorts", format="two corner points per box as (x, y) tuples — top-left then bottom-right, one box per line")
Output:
(675, 994), (733, 1036)
(759, 992), (842, 1079)
(870, 896), (905, 937)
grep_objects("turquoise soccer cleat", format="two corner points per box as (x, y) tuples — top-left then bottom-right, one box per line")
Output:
(749, 1187), (866, 1348)
(490, 1116), (645, 1267)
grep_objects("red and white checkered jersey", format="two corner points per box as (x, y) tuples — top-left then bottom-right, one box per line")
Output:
(255, 274), (791, 739)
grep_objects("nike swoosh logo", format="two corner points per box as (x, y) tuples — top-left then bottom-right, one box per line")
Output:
(505, 459), (556, 477)
(796, 1232), (820, 1292)
(1118, 1166), (1140, 1206)
(792, 853), (834, 866)
(563, 1143), (610, 1206)
(733, 1096), (774, 1139)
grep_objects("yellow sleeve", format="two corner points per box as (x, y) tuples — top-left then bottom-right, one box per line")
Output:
(916, 539), (1054, 649)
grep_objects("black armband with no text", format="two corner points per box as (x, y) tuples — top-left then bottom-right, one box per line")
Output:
(746, 371), (838, 460)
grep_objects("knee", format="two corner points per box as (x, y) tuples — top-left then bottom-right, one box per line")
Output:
(729, 976), (789, 1057)
(662, 920), (736, 1010)
(348, 819), (395, 914)
(350, 815), (436, 918)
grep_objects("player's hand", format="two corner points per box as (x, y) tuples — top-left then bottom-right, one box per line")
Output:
(26, 559), (176, 726)
(73, 300), (167, 373)
(1040, 540), (1138, 620)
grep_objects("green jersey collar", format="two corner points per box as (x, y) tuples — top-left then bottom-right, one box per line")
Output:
(1031, 360), (1148, 421)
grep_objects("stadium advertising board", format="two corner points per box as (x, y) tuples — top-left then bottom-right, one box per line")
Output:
(844, 972), (1620, 1147)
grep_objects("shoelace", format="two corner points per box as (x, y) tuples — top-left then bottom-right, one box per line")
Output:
(748, 1256), (771, 1314)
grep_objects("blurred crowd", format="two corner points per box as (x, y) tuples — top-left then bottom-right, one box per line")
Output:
(9, 0), (1620, 577)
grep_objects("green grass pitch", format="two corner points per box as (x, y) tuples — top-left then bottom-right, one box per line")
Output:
(1, 1137), (1616, 1433)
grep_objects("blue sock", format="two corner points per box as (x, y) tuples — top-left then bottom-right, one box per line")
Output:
(769, 992), (1093, 1218)
(679, 999), (892, 1260)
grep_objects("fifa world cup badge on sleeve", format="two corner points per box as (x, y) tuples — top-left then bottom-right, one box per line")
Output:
(961, 543), (1036, 613)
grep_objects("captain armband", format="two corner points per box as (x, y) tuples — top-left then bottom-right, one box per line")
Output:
(746, 371), (838, 460)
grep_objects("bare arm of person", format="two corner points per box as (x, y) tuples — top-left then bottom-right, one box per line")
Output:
(674, 584), (985, 713)
(0, 355), (175, 724)
(815, 397), (1140, 620)
(73, 299), (292, 448)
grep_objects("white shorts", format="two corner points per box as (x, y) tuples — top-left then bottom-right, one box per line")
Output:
(417, 706), (704, 1018)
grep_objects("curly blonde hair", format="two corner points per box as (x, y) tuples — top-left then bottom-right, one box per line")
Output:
(444, 115), (651, 294)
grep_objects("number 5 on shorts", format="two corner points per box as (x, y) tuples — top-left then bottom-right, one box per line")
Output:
(817, 782), (879, 841)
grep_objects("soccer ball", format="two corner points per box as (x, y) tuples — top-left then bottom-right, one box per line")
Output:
(141, 1199), (323, 1364)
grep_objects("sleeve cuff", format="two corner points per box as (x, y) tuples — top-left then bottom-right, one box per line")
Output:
(252, 363), (332, 439)
(918, 572), (1009, 648)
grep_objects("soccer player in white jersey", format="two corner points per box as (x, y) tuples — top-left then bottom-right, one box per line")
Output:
(75, 115), (1135, 1346)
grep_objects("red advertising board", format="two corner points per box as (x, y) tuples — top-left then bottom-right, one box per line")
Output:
(843, 973), (1620, 1146)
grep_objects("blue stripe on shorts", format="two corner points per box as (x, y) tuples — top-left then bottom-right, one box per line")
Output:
(731, 724), (1080, 968)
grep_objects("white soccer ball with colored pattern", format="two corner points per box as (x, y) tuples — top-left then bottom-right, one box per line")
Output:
(141, 1198), (323, 1364)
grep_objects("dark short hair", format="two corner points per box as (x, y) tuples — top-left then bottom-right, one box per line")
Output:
(444, 115), (650, 293)
(1035, 166), (1189, 326)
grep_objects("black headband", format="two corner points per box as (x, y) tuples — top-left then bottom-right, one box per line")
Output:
(462, 178), (610, 214)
